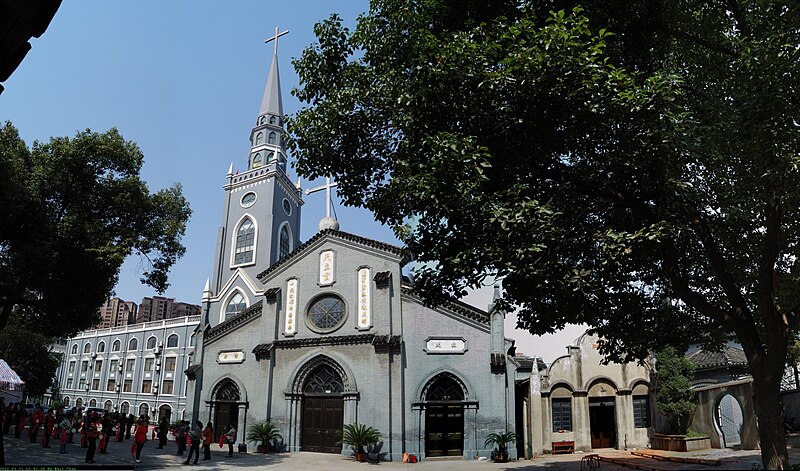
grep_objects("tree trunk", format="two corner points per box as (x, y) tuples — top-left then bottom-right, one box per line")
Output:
(752, 367), (789, 469)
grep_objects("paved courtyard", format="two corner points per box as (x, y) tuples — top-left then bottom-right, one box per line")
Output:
(3, 431), (800, 470)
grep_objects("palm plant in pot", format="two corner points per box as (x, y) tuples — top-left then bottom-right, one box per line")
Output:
(246, 421), (282, 453)
(485, 431), (518, 463)
(339, 423), (381, 462)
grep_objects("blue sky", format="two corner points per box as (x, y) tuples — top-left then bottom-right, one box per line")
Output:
(0, 1), (584, 362)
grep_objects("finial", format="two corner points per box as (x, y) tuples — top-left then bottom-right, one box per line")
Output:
(202, 278), (212, 301)
(492, 284), (502, 302)
(227, 163), (234, 176)
(295, 177), (301, 189)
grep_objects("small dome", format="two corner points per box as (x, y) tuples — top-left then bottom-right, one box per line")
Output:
(319, 216), (339, 231)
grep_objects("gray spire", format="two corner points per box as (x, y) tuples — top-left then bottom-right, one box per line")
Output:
(260, 28), (288, 118)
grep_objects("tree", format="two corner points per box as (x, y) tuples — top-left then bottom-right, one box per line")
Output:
(655, 347), (696, 435)
(0, 307), (61, 399)
(0, 122), (191, 338)
(289, 1), (800, 467)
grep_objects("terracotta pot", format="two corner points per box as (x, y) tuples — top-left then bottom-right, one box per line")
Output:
(494, 452), (508, 463)
(355, 451), (368, 462)
(257, 444), (270, 454)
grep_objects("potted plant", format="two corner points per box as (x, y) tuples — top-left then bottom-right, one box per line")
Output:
(246, 421), (282, 454)
(484, 431), (518, 463)
(340, 423), (381, 462)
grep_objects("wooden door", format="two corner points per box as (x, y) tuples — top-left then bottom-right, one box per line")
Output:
(214, 403), (238, 442)
(302, 396), (343, 453)
(425, 405), (464, 457)
(589, 399), (616, 449)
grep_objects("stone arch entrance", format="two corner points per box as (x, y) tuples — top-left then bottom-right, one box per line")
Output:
(715, 393), (743, 448)
(588, 379), (618, 449)
(422, 372), (468, 457)
(300, 361), (344, 453)
(158, 404), (172, 422)
(211, 378), (243, 442)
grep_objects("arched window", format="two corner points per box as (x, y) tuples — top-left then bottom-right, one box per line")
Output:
(268, 131), (277, 144)
(255, 132), (264, 145)
(89, 399), (97, 408)
(71, 344), (78, 355)
(279, 225), (291, 259)
(112, 340), (120, 352)
(425, 374), (465, 401)
(128, 338), (138, 351)
(303, 365), (344, 393)
(63, 397), (70, 406)
(269, 116), (277, 125)
(120, 401), (130, 415)
(189, 334), (196, 347)
(234, 218), (255, 265)
(252, 153), (262, 168)
(224, 292), (247, 321)
(146, 336), (157, 350)
(166, 334), (179, 348)
(83, 343), (91, 354)
(139, 403), (149, 418)
(213, 379), (241, 402)
(259, 116), (266, 125)
(104, 400), (113, 412)
(75, 398), (83, 408)
(97, 342), (105, 353)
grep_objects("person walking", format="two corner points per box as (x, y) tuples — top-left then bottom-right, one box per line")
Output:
(201, 422), (213, 461)
(133, 419), (147, 463)
(126, 414), (134, 439)
(84, 413), (99, 464)
(13, 404), (26, 439)
(184, 420), (202, 465)
(58, 413), (71, 454)
(176, 420), (187, 456)
(41, 410), (55, 448)
(225, 423), (237, 458)
(157, 417), (168, 449)
(28, 405), (44, 443)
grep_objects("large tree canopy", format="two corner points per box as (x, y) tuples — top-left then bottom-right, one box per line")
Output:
(0, 122), (191, 338)
(290, 1), (800, 467)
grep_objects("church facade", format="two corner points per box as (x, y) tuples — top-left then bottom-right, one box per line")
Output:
(184, 34), (517, 461)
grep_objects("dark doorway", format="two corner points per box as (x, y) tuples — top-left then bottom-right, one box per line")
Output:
(302, 396), (344, 453)
(425, 404), (464, 457)
(214, 402), (238, 442)
(589, 397), (616, 449)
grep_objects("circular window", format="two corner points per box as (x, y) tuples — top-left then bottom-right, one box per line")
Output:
(240, 192), (257, 208)
(282, 198), (292, 216)
(307, 295), (346, 332)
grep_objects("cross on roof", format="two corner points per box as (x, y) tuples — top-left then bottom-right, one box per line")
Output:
(264, 27), (289, 55)
(305, 177), (338, 219)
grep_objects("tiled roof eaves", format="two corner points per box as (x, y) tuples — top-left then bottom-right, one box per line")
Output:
(257, 229), (406, 282)
(205, 300), (263, 343)
(400, 285), (489, 325)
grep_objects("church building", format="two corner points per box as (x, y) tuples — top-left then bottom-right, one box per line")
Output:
(184, 31), (517, 461)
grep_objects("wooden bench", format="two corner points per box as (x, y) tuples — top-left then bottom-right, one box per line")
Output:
(552, 440), (575, 454)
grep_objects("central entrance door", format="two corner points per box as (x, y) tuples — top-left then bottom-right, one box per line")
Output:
(302, 396), (344, 453)
(589, 397), (616, 448)
(212, 379), (242, 442)
(425, 404), (464, 457)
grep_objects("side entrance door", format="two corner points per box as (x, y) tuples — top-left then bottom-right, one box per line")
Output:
(302, 396), (344, 453)
(214, 402), (238, 442)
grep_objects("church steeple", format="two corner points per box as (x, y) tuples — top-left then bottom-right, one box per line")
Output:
(259, 30), (283, 118)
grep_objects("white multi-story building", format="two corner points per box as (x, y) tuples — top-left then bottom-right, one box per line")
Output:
(58, 315), (199, 421)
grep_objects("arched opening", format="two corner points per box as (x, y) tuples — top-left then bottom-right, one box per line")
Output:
(139, 403), (150, 419)
(104, 400), (113, 412)
(212, 379), (241, 442)
(75, 398), (83, 409)
(159, 404), (172, 422)
(224, 291), (247, 322)
(301, 364), (344, 453)
(422, 372), (467, 458)
(89, 399), (97, 408)
(63, 397), (70, 406)
(715, 393), (743, 448)
(120, 401), (130, 416)
(166, 334), (179, 348)
(233, 218), (255, 265)
(588, 380), (618, 449)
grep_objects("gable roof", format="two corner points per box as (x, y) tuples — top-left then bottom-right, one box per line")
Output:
(205, 300), (263, 344)
(400, 284), (490, 325)
(257, 229), (406, 281)
(686, 345), (749, 371)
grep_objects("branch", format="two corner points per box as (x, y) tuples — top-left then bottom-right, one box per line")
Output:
(725, 0), (752, 38)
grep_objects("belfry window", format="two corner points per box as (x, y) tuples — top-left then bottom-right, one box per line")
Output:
(234, 218), (255, 265)
(252, 153), (262, 168)
(255, 132), (264, 145)
(268, 132), (277, 144)
(225, 292), (247, 321)
(279, 225), (290, 259)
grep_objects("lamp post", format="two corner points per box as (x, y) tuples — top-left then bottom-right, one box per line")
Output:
(152, 342), (163, 423)
(115, 362), (123, 411)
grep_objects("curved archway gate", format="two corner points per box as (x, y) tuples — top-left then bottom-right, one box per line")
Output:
(412, 372), (478, 458)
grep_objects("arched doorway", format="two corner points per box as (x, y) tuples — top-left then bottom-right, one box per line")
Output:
(588, 380), (617, 449)
(159, 404), (172, 422)
(423, 372), (466, 457)
(212, 379), (241, 442)
(715, 394), (743, 448)
(104, 400), (113, 412)
(139, 403), (149, 419)
(301, 364), (344, 453)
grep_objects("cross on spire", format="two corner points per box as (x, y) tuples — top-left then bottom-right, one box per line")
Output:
(305, 177), (338, 219)
(264, 27), (289, 55)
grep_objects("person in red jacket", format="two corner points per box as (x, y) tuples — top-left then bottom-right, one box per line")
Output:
(41, 410), (55, 447)
(28, 406), (44, 443)
(132, 419), (148, 463)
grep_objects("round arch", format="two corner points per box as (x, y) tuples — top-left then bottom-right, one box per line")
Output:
(713, 392), (744, 448)
(585, 376), (620, 395)
(546, 380), (577, 395)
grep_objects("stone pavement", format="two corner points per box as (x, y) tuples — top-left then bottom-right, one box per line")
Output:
(3, 432), (800, 471)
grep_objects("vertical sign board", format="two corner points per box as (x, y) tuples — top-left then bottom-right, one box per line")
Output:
(358, 267), (371, 329)
(319, 250), (334, 285)
(285, 278), (298, 335)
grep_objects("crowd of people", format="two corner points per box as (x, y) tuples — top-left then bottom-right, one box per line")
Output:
(0, 397), (238, 465)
